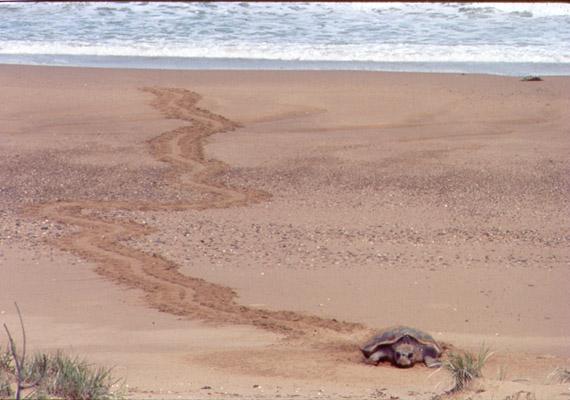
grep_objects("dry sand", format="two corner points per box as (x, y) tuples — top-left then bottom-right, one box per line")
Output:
(0, 65), (569, 399)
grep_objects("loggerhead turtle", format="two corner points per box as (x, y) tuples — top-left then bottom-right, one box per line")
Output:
(361, 326), (442, 368)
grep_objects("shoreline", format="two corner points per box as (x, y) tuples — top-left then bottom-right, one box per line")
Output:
(2, 57), (570, 77)
(1, 64), (569, 399)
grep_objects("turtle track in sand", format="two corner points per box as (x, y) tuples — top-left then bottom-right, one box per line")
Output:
(26, 87), (366, 339)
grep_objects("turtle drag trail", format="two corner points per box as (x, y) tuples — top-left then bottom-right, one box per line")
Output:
(26, 87), (366, 341)
(2, 66), (570, 399)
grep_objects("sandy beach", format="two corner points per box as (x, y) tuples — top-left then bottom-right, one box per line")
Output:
(1, 65), (569, 399)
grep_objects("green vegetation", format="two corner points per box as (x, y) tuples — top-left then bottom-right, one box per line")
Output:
(1, 303), (123, 399)
(442, 345), (492, 393)
(27, 352), (121, 399)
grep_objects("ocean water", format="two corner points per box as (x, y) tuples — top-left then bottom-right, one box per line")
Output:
(1, 2), (569, 75)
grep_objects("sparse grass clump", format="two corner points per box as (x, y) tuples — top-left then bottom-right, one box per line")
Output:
(29, 352), (121, 400)
(442, 345), (492, 392)
(0, 350), (122, 400)
(2, 302), (123, 399)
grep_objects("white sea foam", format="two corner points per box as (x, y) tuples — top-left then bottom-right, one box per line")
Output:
(0, 2), (569, 72)
(2, 41), (568, 64)
(376, 2), (570, 17)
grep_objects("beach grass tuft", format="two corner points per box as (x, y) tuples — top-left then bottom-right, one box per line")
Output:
(0, 350), (123, 400)
(33, 352), (121, 400)
(2, 303), (123, 399)
(442, 344), (493, 392)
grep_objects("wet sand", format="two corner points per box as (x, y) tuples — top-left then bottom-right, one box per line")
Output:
(1, 65), (569, 399)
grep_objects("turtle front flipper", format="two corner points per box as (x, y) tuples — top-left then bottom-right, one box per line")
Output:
(364, 348), (392, 365)
(424, 355), (441, 368)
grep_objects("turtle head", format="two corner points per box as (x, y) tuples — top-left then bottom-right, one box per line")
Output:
(393, 343), (417, 368)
